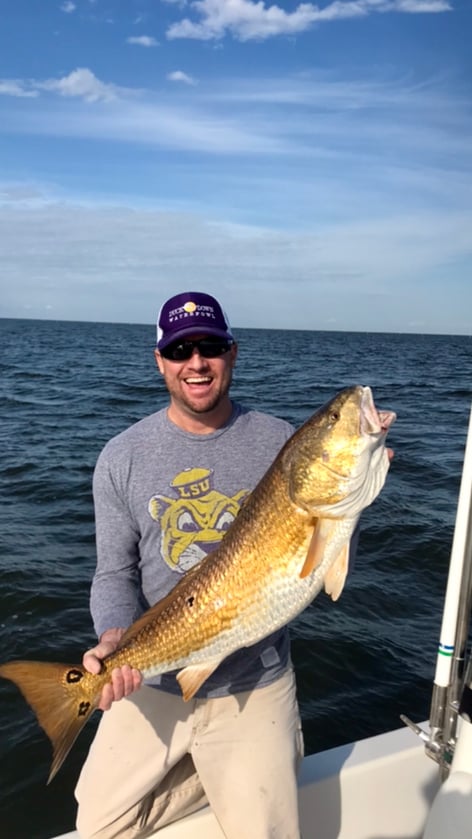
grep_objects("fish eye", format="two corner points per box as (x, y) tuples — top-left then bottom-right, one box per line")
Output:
(329, 411), (340, 422)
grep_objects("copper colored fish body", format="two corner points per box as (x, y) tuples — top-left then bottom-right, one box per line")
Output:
(0, 385), (395, 781)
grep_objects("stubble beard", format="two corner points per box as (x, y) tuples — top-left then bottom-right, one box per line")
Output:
(167, 369), (233, 418)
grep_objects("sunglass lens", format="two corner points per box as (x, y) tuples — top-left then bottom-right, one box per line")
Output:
(162, 338), (232, 361)
(198, 339), (231, 357)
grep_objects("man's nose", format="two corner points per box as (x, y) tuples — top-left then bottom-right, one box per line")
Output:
(189, 347), (207, 363)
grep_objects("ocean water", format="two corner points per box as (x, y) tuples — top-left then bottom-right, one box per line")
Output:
(0, 318), (471, 839)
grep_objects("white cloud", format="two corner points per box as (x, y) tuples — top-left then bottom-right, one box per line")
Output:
(0, 184), (46, 203)
(0, 79), (38, 98)
(396, 0), (449, 9)
(127, 35), (159, 47)
(0, 199), (470, 334)
(37, 68), (121, 103)
(167, 70), (197, 85)
(0, 69), (138, 104)
(60, 1), (76, 12)
(167, 0), (452, 41)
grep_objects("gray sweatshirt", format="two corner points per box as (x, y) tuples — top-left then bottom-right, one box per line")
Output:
(91, 402), (295, 698)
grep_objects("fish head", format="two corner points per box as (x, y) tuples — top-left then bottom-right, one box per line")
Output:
(286, 385), (396, 519)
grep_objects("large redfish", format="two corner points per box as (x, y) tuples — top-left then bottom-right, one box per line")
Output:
(0, 385), (395, 782)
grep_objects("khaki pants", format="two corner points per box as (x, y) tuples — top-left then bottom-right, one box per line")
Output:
(75, 667), (303, 839)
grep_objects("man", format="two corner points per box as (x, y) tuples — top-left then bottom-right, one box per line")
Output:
(75, 291), (304, 839)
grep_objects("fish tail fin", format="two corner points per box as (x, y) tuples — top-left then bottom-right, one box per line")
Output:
(0, 659), (99, 783)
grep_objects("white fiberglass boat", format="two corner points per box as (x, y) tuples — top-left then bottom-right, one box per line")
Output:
(54, 405), (472, 839)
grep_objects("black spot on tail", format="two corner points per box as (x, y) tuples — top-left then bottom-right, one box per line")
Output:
(78, 701), (91, 717)
(66, 669), (83, 684)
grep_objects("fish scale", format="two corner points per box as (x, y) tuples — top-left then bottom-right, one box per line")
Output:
(0, 384), (395, 782)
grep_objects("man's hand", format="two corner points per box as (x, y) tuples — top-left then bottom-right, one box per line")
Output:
(83, 627), (143, 711)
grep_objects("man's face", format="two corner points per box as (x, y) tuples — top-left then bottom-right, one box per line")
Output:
(154, 335), (238, 419)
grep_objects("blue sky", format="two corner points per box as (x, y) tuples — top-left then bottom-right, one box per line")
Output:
(0, 0), (470, 334)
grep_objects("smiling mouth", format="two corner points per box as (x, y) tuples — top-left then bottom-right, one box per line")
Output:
(184, 376), (212, 385)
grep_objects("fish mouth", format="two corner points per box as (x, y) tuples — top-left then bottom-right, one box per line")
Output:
(360, 386), (396, 436)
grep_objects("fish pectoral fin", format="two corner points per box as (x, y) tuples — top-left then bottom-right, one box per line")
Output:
(0, 659), (99, 783)
(300, 518), (337, 579)
(323, 542), (350, 601)
(176, 660), (222, 702)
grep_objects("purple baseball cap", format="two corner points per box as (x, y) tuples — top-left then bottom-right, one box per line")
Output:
(156, 291), (234, 350)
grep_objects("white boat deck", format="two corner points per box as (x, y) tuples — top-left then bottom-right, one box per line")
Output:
(56, 723), (440, 839)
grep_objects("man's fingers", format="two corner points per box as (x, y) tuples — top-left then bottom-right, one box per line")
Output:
(98, 683), (115, 712)
(82, 640), (144, 709)
(111, 665), (143, 697)
(111, 666), (126, 699)
(132, 668), (143, 691)
(82, 651), (103, 675)
(82, 640), (117, 674)
(82, 629), (142, 710)
(96, 666), (143, 711)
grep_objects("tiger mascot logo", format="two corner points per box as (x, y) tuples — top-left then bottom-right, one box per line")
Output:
(148, 467), (249, 573)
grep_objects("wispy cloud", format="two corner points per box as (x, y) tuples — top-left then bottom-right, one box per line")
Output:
(1, 67), (470, 268)
(0, 198), (469, 333)
(19, 100), (279, 154)
(60, 1), (76, 12)
(127, 35), (159, 47)
(0, 68), (133, 103)
(167, 0), (452, 41)
(396, 0), (449, 9)
(0, 79), (38, 98)
(167, 70), (197, 85)
(0, 184), (46, 203)
(2, 69), (471, 167)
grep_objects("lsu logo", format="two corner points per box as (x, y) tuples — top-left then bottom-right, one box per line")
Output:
(148, 468), (249, 573)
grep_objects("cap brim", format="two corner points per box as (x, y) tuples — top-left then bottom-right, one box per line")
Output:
(157, 325), (233, 350)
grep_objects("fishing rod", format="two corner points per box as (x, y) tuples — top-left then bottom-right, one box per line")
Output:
(402, 403), (472, 776)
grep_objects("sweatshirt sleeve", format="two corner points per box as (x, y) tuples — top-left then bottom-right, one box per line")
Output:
(90, 445), (143, 638)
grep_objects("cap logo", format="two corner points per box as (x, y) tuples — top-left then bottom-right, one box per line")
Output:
(168, 302), (217, 323)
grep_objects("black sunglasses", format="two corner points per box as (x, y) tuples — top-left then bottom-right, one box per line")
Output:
(160, 336), (234, 362)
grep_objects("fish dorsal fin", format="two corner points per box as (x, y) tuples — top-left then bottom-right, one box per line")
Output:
(299, 518), (337, 579)
(324, 542), (350, 601)
(176, 660), (222, 702)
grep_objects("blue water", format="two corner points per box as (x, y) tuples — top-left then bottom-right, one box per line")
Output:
(1, 318), (471, 838)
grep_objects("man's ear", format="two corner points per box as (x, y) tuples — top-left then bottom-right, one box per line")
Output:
(154, 349), (165, 375)
(230, 342), (238, 367)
